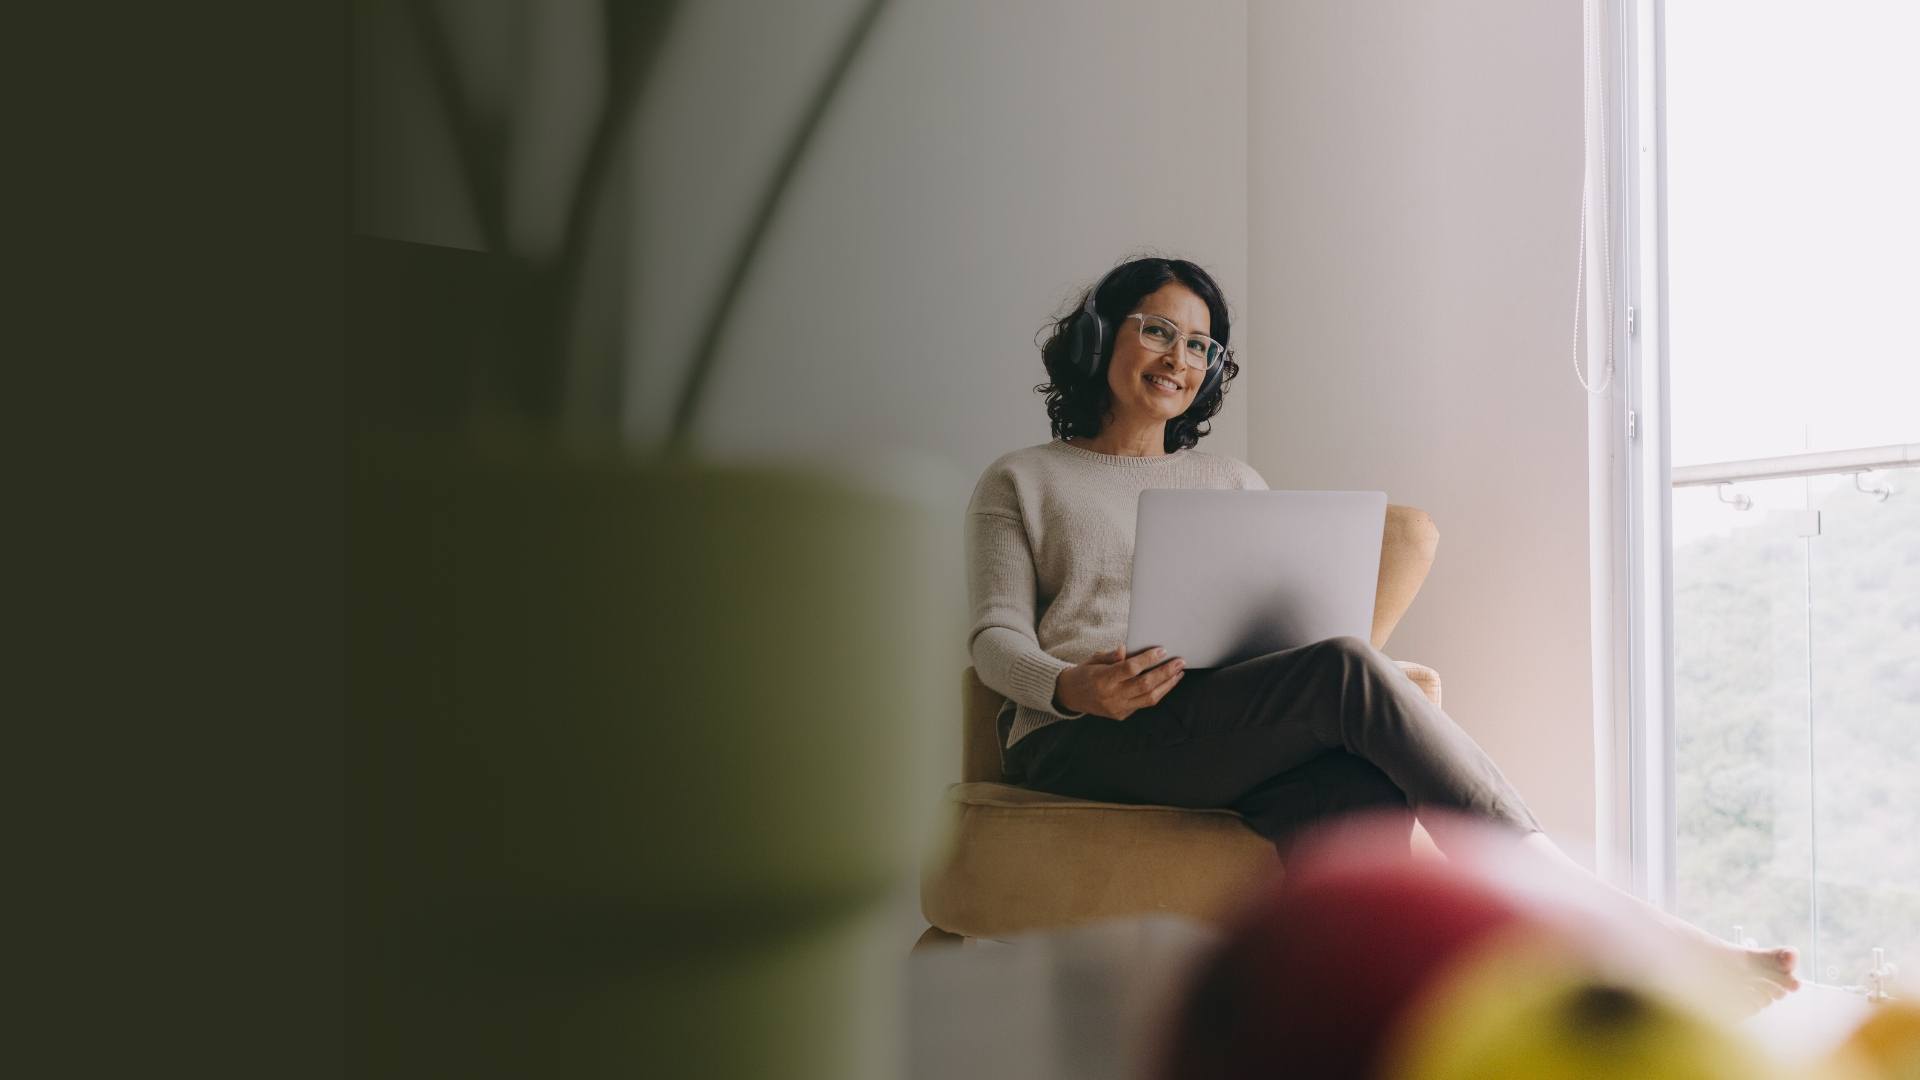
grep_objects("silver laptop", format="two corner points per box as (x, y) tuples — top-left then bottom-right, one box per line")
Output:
(1125, 489), (1387, 669)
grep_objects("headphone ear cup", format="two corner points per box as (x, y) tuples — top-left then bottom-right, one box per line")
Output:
(1091, 315), (1112, 373)
(1064, 311), (1106, 380)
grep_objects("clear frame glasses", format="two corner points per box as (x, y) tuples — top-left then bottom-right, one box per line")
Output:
(1125, 312), (1227, 371)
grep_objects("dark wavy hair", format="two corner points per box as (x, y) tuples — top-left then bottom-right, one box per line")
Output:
(1034, 256), (1240, 453)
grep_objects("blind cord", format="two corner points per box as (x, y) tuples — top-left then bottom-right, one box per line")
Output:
(1575, 0), (1616, 395)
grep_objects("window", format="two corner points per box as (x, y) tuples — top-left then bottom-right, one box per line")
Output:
(1611, 0), (1918, 995)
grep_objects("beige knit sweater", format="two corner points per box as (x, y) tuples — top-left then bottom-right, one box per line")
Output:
(966, 438), (1268, 749)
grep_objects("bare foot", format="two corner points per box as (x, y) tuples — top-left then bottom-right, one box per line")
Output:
(1739, 944), (1801, 997)
(1505, 830), (1803, 1015)
(1647, 918), (1803, 1018)
(1668, 921), (1799, 986)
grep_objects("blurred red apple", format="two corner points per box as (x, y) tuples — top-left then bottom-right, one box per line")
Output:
(1151, 808), (1586, 1080)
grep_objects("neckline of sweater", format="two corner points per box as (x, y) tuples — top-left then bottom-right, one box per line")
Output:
(1049, 438), (1193, 467)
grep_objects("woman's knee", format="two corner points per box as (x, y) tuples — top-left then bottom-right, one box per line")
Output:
(1311, 634), (1395, 676)
(1312, 633), (1371, 656)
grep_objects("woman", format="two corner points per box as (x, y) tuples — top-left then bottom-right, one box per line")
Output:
(965, 255), (1801, 1010)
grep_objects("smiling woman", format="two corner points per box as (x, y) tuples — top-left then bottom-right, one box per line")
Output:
(1035, 257), (1241, 458)
(957, 255), (1804, 1015)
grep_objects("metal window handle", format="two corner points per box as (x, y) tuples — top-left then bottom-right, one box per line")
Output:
(1868, 947), (1899, 1003)
(1716, 482), (1753, 511)
(1852, 471), (1893, 502)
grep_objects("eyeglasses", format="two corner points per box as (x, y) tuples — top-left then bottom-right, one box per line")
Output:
(1125, 312), (1228, 371)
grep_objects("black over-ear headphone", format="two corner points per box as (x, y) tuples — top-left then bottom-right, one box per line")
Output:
(1061, 263), (1227, 406)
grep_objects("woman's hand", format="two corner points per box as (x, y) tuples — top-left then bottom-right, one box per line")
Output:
(1052, 645), (1185, 721)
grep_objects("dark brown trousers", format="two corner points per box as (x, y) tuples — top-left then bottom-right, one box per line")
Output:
(999, 635), (1545, 859)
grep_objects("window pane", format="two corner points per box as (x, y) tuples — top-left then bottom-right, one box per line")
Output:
(1672, 483), (1814, 962)
(1671, 469), (1919, 988)
(1666, 1), (1920, 468)
(1666, 1), (1919, 994)
(1807, 467), (1920, 987)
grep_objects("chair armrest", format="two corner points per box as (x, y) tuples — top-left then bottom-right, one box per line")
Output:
(962, 668), (1010, 784)
(1392, 660), (1442, 708)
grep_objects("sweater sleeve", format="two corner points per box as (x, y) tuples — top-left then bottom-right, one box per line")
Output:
(965, 507), (1087, 719)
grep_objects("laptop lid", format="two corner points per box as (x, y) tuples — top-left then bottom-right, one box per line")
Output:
(1124, 489), (1387, 669)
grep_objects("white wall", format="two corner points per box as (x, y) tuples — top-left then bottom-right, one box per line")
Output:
(1246, 0), (1597, 863)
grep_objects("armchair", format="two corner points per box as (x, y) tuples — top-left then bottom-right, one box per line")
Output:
(918, 504), (1447, 948)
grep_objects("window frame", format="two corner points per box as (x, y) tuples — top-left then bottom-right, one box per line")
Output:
(1591, 0), (1676, 910)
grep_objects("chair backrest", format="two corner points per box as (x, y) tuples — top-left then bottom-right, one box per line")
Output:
(960, 504), (1438, 784)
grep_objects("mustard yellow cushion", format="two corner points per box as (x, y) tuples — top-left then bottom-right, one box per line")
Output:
(919, 782), (1281, 939)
